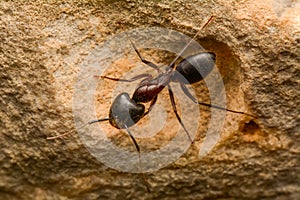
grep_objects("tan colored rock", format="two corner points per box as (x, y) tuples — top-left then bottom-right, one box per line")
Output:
(0, 0), (299, 199)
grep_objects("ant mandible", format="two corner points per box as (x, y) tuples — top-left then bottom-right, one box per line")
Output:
(47, 16), (255, 192)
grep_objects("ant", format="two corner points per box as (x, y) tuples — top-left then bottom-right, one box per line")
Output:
(47, 16), (255, 192)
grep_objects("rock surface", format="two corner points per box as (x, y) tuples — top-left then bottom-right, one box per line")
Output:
(0, 0), (299, 199)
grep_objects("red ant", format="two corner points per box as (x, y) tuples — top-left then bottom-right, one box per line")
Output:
(47, 16), (255, 192)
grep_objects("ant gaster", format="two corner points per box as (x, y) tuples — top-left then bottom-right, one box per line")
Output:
(47, 16), (255, 192)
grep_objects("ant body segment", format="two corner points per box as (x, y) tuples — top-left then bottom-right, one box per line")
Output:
(47, 16), (255, 192)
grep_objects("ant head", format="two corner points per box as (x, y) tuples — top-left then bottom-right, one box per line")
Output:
(109, 93), (145, 129)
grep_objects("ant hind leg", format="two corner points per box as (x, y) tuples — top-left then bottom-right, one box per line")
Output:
(180, 83), (256, 118)
(123, 31), (162, 73)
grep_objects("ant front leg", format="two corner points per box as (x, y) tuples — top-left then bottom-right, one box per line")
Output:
(167, 85), (193, 143)
(180, 83), (256, 118)
(124, 125), (151, 192)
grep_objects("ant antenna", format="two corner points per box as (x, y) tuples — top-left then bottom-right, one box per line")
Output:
(47, 119), (151, 192)
(46, 118), (110, 140)
(167, 15), (214, 70)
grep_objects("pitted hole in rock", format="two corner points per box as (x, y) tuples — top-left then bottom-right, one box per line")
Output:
(241, 120), (260, 134)
(194, 38), (250, 140)
(240, 120), (265, 143)
(92, 37), (254, 160)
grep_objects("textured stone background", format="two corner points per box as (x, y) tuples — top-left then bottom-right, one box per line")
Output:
(0, 0), (299, 199)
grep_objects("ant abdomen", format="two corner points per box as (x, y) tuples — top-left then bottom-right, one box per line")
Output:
(173, 52), (216, 84)
(109, 93), (145, 129)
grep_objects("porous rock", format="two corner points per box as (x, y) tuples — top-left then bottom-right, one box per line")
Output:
(0, 0), (299, 199)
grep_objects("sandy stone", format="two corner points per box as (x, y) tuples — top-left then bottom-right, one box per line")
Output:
(0, 0), (299, 199)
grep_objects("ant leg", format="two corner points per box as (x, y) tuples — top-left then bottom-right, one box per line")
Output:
(124, 125), (140, 152)
(124, 125), (151, 192)
(180, 83), (256, 118)
(144, 96), (158, 116)
(47, 118), (110, 140)
(123, 32), (162, 73)
(167, 85), (193, 143)
(95, 74), (152, 82)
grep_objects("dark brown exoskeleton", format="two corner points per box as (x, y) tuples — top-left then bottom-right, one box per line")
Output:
(47, 16), (255, 192)
(106, 51), (217, 142)
(100, 16), (254, 142)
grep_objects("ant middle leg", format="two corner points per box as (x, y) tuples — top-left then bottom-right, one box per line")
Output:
(179, 83), (256, 118)
(167, 85), (193, 143)
(95, 74), (153, 83)
(143, 96), (158, 116)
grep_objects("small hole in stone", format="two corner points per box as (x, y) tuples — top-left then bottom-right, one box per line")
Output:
(241, 120), (260, 134)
